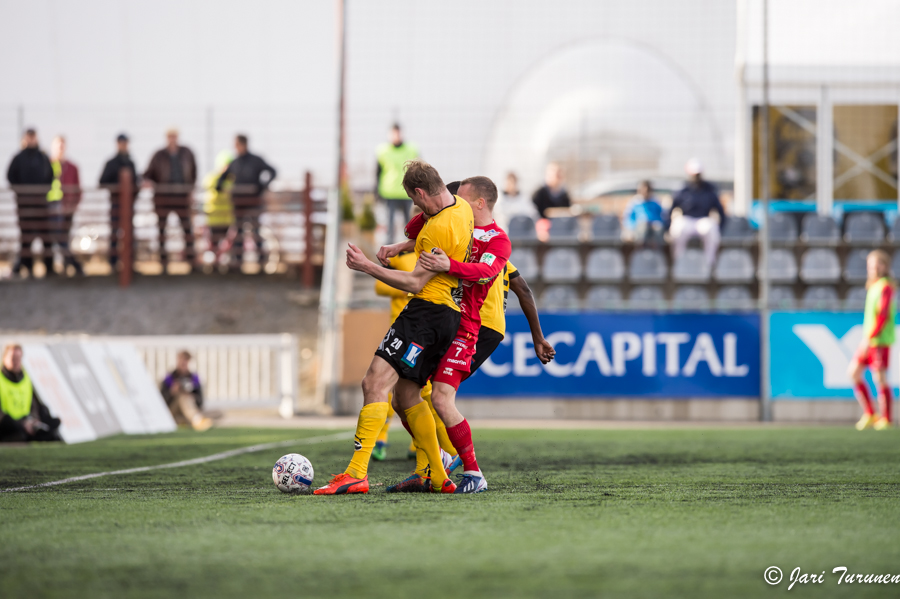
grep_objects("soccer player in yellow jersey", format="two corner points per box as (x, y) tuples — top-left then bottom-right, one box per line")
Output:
(315, 160), (473, 495)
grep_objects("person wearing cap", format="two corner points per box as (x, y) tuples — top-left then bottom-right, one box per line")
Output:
(6, 128), (53, 277)
(100, 134), (139, 269)
(143, 129), (197, 271)
(666, 158), (726, 266)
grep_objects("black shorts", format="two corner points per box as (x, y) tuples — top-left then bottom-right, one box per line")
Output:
(375, 298), (461, 386)
(470, 326), (505, 376)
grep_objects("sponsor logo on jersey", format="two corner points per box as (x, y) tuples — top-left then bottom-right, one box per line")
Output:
(480, 252), (496, 266)
(443, 367), (454, 375)
(474, 228), (501, 242)
(402, 342), (424, 367)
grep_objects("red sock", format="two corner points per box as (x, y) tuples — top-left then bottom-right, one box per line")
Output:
(446, 419), (479, 473)
(401, 420), (414, 439)
(879, 386), (893, 422)
(855, 382), (875, 415)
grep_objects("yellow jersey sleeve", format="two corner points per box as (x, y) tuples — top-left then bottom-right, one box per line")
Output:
(480, 261), (515, 336)
(414, 196), (474, 311)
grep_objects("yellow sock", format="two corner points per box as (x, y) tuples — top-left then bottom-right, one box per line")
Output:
(345, 402), (389, 479)
(422, 385), (456, 456)
(405, 401), (447, 489)
(415, 443), (429, 478)
(376, 403), (395, 445)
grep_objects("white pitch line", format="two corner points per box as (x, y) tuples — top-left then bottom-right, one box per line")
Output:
(0, 431), (353, 493)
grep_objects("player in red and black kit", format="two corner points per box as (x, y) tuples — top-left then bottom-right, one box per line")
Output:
(398, 176), (510, 493)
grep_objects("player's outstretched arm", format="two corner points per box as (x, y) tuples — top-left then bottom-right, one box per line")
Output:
(376, 239), (415, 266)
(510, 274), (555, 364)
(419, 247), (509, 285)
(347, 243), (435, 294)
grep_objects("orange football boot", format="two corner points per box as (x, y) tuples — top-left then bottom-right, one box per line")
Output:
(313, 473), (369, 495)
(433, 478), (457, 494)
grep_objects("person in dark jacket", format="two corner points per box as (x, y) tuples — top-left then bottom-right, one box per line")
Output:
(160, 351), (211, 431)
(531, 162), (571, 218)
(100, 134), (139, 269)
(48, 135), (84, 276)
(216, 134), (277, 267)
(0, 344), (61, 443)
(6, 129), (53, 276)
(143, 129), (197, 270)
(666, 159), (726, 266)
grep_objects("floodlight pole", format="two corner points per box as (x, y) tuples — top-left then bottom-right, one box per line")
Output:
(759, 0), (772, 422)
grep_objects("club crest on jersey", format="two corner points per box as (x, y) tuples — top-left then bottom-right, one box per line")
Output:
(402, 342), (424, 367)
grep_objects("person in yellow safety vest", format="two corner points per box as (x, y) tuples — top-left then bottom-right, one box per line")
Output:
(0, 344), (61, 443)
(376, 123), (419, 243)
(47, 135), (84, 276)
(203, 150), (236, 264)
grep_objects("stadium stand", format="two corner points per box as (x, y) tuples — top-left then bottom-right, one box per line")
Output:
(508, 215), (538, 244)
(672, 248), (710, 283)
(540, 285), (580, 311)
(542, 248), (581, 283)
(509, 247), (539, 280)
(844, 286), (867, 310)
(802, 286), (841, 310)
(714, 285), (755, 310)
(629, 285), (665, 308)
(629, 248), (667, 283)
(590, 214), (622, 245)
(719, 216), (756, 246)
(800, 214), (840, 246)
(889, 218), (900, 244)
(584, 285), (624, 310)
(800, 248), (841, 283)
(547, 216), (580, 246)
(843, 249), (868, 283)
(763, 248), (798, 283)
(713, 248), (754, 283)
(769, 286), (796, 309)
(585, 248), (625, 283)
(844, 212), (884, 245)
(892, 249), (900, 277)
(672, 285), (710, 309)
(769, 212), (798, 245)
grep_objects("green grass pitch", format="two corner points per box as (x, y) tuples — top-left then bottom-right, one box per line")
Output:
(1, 426), (899, 598)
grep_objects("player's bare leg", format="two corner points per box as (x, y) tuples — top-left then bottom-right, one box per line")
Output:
(314, 357), (397, 495)
(431, 381), (487, 493)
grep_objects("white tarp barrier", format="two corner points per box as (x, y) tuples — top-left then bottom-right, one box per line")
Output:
(19, 341), (175, 444)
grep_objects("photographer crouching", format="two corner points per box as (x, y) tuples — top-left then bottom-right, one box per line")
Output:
(0, 344), (62, 443)
(160, 350), (212, 432)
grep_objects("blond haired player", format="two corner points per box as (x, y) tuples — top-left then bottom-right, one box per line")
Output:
(315, 160), (472, 495)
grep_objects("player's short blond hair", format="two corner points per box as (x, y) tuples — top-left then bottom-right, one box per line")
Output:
(402, 159), (445, 197)
(460, 176), (499, 209)
(867, 249), (895, 289)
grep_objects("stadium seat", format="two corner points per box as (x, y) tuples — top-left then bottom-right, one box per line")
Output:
(800, 214), (840, 246)
(542, 248), (582, 283)
(761, 249), (797, 283)
(508, 215), (538, 244)
(843, 249), (869, 284)
(844, 213), (884, 245)
(672, 248), (710, 283)
(889, 218), (900, 244)
(629, 285), (665, 308)
(715, 285), (755, 310)
(801, 286), (840, 310)
(629, 248), (667, 283)
(768, 286), (796, 309)
(672, 286), (710, 309)
(720, 216), (756, 246)
(590, 214), (622, 245)
(540, 285), (580, 312)
(844, 286), (867, 310)
(769, 213), (798, 245)
(509, 248), (539, 280)
(584, 285), (624, 310)
(546, 216), (580, 246)
(585, 248), (625, 283)
(800, 248), (840, 283)
(714, 248), (754, 283)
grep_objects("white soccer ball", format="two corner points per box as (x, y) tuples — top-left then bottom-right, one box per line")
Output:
(272, 453), (314, 494)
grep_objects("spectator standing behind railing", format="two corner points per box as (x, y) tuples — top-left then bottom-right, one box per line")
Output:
(6, 128), (52, 277)
(623, 180), (664, 249)
(160, 350), (211, 432)
(47, 136), (84, 276)
(666, 159), (726, 267)
(376, 123), (419, 243)
(531, 162), (571, 219)
(143, 128), (197, 272)
(99, 133), (139, 271)
(493, 172), (538, 231)
(216, 134), (276, 267)
(0, 344), (61, 443)
(204, 150), (236, 263)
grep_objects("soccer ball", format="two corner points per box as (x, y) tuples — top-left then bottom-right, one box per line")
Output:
(272, 453), (314, 494)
